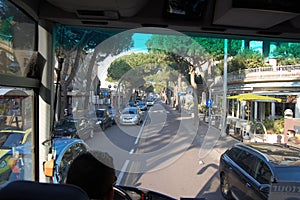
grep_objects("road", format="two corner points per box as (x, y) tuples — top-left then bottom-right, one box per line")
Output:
(85, 102), (239, 200)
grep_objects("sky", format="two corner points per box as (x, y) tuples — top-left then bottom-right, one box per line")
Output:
(131, 33), (152, 51)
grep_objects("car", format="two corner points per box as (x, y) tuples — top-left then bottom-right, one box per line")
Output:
(0, 142), (32, 185)
(0, 137), (88, 185)
(108, 107), (117, 125)
(127, 101), (135, 107)
(0, 127), (32, 160)
(95, 108), (113, 130)
(137, 101), (147, 111)
(53, 117), (94, 140)
(219, 143), (300, 200)
(146, 98), (155, 106)
(119, 107), (142, 125)
(51, 138), (89, 183)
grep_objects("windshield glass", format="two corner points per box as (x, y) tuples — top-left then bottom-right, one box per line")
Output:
(4, 1), (300, 197)
(122, 109), (137, 115)
(0, 133), (23, 149)
(96, 110), (105, 117)
(50, 24), (300, 199)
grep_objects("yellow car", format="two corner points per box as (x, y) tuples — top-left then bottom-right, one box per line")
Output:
(0, 128), (32, 183)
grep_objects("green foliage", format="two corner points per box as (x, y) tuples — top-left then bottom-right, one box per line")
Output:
(107, 59), (131, 81)
(54, 25), (133, 57)
(198, 104), (208, 113)
(262, 117), (284, 134)
(273, 117), (284, 134)
(216, 49), (269, 75)
(262, 118), (274, 131)
(192, 37), (242, 60)
(0, 16), (14, 40)
(107, 52), (173, 81)
(273, 43), (300, 65)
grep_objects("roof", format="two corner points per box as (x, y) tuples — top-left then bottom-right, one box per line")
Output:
(0, 88), (28, 97)
(16, 0), (300, 41)
(239, 143), (300, 166)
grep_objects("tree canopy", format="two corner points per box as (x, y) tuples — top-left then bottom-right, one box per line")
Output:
(273, 42), (300, 65)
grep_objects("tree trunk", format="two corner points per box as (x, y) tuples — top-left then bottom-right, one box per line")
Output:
(83, 47), (101, 112)
(176, 64), (182, 111)
(190, 67), (199, 125)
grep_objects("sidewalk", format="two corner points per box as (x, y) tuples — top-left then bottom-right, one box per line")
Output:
(165, 103), (241, 155)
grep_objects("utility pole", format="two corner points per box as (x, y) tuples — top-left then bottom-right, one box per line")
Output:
(221, 39), (228, 136)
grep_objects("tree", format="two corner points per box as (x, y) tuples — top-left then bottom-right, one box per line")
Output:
(215, 49), (269, 75)
(107, 52), (172, 99)
(146, 34), (210, 124)
(54, 25), (133, 119)
(273, 43), (300, 65)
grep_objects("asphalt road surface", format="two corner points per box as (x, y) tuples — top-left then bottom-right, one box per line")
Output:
(85, 102), (239, 200)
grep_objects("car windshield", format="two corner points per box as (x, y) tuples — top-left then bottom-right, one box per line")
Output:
(55, 118), (79, 129)
(0, 132), (24, 149)
(96, 110), (105, 117)
(122, 109), (137, 114)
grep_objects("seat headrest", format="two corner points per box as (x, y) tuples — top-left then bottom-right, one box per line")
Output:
(0, 180), (89, 200)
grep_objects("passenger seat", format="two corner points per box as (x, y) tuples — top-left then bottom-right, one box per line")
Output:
(0, 180), (89, 200)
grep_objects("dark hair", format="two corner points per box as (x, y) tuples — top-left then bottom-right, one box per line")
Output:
(66, 151), (116, 199)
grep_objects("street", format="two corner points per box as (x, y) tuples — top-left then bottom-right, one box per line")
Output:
(85, 102), (240, 200)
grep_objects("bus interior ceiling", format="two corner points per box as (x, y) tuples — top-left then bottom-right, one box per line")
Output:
(17, 0), (300, 41)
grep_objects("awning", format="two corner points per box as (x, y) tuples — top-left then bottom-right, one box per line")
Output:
(227, 93), (282, 102)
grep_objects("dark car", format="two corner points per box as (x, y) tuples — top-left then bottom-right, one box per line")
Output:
(108, 107), (117, 125)
(219, 143), (300, 200)
(53, 117), (94, 140)
(95, 108), (113, 130)
(137, 101), (147, 111)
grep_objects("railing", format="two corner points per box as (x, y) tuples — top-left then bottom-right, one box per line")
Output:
(214, 64), (300, 85)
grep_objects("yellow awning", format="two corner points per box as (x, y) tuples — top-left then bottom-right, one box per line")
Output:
(227, 93), (282, 102)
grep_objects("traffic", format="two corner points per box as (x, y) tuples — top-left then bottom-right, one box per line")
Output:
(1, 0), (300, 200)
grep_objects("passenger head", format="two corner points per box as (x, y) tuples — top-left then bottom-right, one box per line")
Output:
(66, 151), (116, 200)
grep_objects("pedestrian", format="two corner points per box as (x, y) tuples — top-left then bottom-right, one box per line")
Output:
(66, 151), (116, 200)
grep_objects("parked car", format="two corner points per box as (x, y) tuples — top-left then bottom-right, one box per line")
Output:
(0, 128), (32, 184)
(95, 108), (113, 130)
(127, 101), (135, 107)
(119, 107), (142, 125)
(0, 128), (31, 160)
(146, 97), (155, 106)
(219, 143), (300, 200)
(108, 107), (117, 125)
(137, 101), (147, 111)
(53, 117), (94, 140)
(0, 137), (88, 185)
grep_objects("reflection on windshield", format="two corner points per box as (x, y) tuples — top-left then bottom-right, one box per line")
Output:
(0, 133), (23, 149)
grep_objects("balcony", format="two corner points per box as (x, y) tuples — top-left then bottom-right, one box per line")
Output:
(214, 64), (300, 86)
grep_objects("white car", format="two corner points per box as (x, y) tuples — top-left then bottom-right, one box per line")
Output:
(119, 107), (142, 125)
(146, 98), (155, 106)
